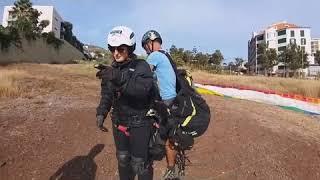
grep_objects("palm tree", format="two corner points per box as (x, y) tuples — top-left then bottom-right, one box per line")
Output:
(11, 0), (40, 33)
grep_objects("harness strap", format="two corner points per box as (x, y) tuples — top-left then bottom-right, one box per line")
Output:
(115, 124), (130, 136)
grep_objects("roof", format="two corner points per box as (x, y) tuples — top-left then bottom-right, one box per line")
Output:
(268, 21), (310, 30)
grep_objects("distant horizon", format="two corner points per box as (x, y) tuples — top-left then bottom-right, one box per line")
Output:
(1, 0), (320, 62)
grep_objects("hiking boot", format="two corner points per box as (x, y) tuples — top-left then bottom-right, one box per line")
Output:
(162, 166), (180, 180)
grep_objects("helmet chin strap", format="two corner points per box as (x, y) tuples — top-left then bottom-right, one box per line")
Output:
(145, 41), (154, 55)
(150, 41), (155, 53)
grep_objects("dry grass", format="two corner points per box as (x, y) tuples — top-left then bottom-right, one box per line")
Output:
(192, 71), (320, 98)
(0, 63), (99, 99)
(0, 69), (27, 97)
(2, 63), (320, 99)
(46, 63), (97, 77)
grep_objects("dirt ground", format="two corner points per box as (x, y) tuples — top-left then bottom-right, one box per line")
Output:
(1, 64), (320, 180)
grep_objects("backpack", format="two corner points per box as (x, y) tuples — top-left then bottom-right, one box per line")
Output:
(158, 50), (211, 149)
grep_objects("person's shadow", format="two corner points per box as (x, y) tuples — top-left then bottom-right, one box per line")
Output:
(49, 144), (105, 180)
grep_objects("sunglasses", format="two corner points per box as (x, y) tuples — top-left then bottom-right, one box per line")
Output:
(108, 46), (127, 53)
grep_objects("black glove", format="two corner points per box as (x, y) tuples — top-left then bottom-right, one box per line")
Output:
(153, 100), (170, 120)
(96, 66), (120, 80)
(96, 115), (108, 132)
(96, 66), (128, 86)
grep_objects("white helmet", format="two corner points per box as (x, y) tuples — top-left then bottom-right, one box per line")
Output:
(107, 26), (136, 52)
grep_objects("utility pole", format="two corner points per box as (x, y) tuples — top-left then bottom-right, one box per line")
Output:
(255, 49), (258, 75)
(301, 48), (304, 78)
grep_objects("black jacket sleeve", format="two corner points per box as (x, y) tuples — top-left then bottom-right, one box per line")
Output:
(121, 60), (154, 98)
(96, 79), (114, 118)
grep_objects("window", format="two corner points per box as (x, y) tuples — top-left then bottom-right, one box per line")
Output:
(278, 38), (287, 44)
(301, 38), (306, 45)
(290, 38), (296, 44)
(290, 30), (295, 37)
(8, 11), (14, 19)
(278, 66), (285, 70)
(8, 11), (17, 22)
(301, 46), (305, 52)
(300, 30), (305, 37)
(278, 30), (286, 36)
(257, 35), (264, 41)
(278, 46), (286, 51)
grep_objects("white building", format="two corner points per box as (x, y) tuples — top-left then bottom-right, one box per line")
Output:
(311, 38), (320, 55)
(248, 21), (313, 74)
(2, 6), (64, 39)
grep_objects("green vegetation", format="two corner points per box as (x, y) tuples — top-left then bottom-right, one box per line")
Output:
(0, 0), (63, 51)
(168, 45), (226, 73)
(257, 42), (278, 75)
(61, 21), (83, 52)
(278, 43), (309, 77)
(315, 50), (320, 65)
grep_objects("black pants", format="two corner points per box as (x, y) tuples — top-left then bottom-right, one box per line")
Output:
(113, 122), (153, 180)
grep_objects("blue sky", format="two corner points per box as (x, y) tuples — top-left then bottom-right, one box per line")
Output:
(1, 0), (320, 60)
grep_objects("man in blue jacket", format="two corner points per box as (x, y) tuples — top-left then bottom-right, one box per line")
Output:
(142, 30), (180, 180)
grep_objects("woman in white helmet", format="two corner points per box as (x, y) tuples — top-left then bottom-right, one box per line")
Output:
(96, 26), (156, 180)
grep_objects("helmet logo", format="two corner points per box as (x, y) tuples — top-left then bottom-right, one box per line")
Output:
(149, 31), (157, 40)
(110, 30), (122, 35)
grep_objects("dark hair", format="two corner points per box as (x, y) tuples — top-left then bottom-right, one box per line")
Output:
(129, 53), (137, 60)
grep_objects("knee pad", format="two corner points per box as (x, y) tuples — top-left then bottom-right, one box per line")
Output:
(131, 156), (149, 175)
(116, 151), (130, 167)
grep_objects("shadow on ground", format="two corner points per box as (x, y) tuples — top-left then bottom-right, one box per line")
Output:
(49, 144), (105, 180)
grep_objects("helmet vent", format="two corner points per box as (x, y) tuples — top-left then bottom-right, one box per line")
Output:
(130, 32), (135, 39)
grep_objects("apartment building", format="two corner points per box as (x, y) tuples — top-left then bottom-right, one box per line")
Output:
(311, 38), (320, 55)
(2, 6), (64, 39)
(248, 21), (313, 74)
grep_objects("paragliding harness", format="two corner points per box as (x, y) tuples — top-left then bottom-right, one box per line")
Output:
(95, 60), (167, 161)
(146, 109), (167, 161)
(158, 50), (211, 176)
(95, 59), (158, 136)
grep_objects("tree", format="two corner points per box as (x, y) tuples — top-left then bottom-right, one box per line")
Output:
(315, 50), (320, 65)
(38, 20), (49, 32)
(63, 21), (73, 42)
(194, 52), (211, 67)
(235, 57), (244, 67)
(278, 44), (308, 77)
(290, 44), (308, 74)
(266, 48), (278, 75)
(234, 57), (246, 74)
(182, 50), (193, 63)
(227, 62), (236, 73)
(0, 25), (21, 50)
(257, 42), (268, 75)
(169, 45), (184, 66)
(11, 0), (48, 39)
(257, 42), (278, 76)
(278, 47), (290, 77)
(209, 50), (224, 65)
(192, 46), (198, 55)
